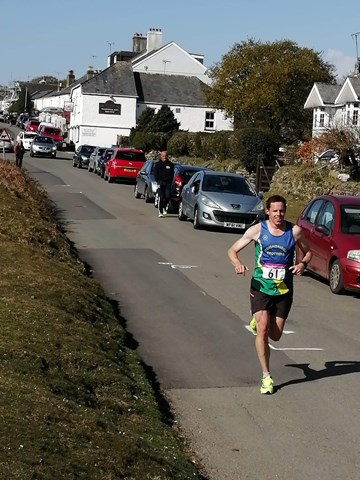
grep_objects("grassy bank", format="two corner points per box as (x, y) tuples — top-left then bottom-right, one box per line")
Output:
(0, 160), (205, 479)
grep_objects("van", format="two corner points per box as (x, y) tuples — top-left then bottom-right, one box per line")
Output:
(38, 123), (64, 150)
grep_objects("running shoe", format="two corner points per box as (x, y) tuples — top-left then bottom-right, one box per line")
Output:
(158, 212), (164, 218)
(260, 375), (274, 395)
(249, 316), (257, 335)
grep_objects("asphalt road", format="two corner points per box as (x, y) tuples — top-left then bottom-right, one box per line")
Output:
(3, 126), (360, 480)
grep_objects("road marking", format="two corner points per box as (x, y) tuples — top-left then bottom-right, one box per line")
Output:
(269, 345), (324, 351)
(158, 262), (198, 270)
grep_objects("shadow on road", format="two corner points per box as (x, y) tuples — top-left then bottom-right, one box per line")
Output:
(276, 361), (360, 392)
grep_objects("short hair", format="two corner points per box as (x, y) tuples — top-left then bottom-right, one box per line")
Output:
(266, 195), (287, 210)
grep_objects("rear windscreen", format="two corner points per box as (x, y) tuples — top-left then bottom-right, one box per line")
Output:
(115, 151), (145, 161)
(44, 127), (61, 135)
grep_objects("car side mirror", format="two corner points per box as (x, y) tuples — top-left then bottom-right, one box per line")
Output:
(315, 224), (330, 236)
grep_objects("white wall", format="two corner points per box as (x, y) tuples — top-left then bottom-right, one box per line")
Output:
(69, 86), (138, 147)
(137, 103), (232, 132)
(133, 43), (211, 84)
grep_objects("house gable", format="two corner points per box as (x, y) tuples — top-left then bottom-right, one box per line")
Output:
(335, 77), (360, 104)
(132, 41), (209, 83)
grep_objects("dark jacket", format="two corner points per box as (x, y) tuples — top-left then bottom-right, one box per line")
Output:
(154, 159), (174, 184)
(14, 143), (25, 157)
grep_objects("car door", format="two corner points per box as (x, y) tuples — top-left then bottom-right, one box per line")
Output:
(181, 172), (202, 219)
(312, 201), (336, 277)
(298, 198), (325, 273)
(137, 160), (150, 195)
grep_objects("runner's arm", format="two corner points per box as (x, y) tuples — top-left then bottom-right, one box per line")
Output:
(290, 225), (312, 275)
(227, 224), (260, 275)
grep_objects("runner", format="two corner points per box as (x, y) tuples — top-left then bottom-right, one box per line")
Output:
(227, 195), (312, 394)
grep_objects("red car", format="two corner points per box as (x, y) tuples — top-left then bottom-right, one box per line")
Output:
(296, 194), (360, 294)
(25, 118), (40, 132)
(104, 148), (146, 183)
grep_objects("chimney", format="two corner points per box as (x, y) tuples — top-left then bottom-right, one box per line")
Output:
(66, 70), (75, 87)
(146, 28), (162, 53)
(87, 66), (95, 80)
(132, 32), (147, 53)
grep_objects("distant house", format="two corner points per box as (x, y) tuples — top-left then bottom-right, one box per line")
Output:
(35, 27), (233, 148)
(304, 77), (360, 137)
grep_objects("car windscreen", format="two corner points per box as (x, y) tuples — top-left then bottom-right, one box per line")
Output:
(80, 146), (96, 154)
(202, 174), (256, 195)
(35, 136), (54, 144)
(115, 151), (146, 161)
(340, 205), (360, 234)
(43, 127), (61, 135)
(24, 133), (36, 139)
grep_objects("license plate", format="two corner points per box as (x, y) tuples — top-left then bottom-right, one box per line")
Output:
(224, 222), (246, 229)
(124, 168), (136, 172)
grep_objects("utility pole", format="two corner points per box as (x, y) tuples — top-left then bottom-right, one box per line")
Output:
(351, 31), (360, 73)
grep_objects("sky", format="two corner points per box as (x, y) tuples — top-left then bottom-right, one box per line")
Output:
(1, 0), (360, 86)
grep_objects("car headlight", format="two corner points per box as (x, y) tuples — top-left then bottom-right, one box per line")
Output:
(81, 155), (88, 160)
(252, 202), (264, 212)
(200, 195), (220, 209)
(347, 250), (360, 262)
(52, 146), (56, 151)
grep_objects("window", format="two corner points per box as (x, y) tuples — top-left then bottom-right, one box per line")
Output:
(317, 202), (335, 231)
(353, 110), (359, 126)
(205, 111), (215, 130)
(319, 113), (325, 127)
(175, 108), (181, 113)
(304, 199), (324, 224)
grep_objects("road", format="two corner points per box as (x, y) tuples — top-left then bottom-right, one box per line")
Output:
(3, 127), (360, 480)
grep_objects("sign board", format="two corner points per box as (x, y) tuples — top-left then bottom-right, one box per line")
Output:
(82, 127), (96, 137)
(63, 101), (74, 112)
(99, 100), (121, 115)
(0, 129), (11, 141)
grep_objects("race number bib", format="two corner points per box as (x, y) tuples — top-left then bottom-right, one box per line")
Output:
(262, 264), (286, 280)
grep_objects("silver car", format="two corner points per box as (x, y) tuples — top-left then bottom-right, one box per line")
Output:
(30, 135), (57, 158)
(178, 170), (264, 230)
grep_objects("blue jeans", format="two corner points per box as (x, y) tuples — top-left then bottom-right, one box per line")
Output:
(158, 182), (172, 213)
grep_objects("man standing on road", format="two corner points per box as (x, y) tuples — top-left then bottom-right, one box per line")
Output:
(227, 195), (312, 395)
(14, 140), (25, 168)
(154, 150), (174, 218)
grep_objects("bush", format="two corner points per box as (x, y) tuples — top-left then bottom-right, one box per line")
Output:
(167, 132), (190, 156)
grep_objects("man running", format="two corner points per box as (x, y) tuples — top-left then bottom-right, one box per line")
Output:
(228, 195), (312, 394)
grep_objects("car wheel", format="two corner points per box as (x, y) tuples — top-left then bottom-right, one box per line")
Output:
(134, 184), (142, 199)
(178, 200), (187, 221)
(77, 162), (82, 168)
(193, 207), (202, 229)
(329, 259), (344, 294)
(30, 152), (34, 157)
(144, 187), (151, 203)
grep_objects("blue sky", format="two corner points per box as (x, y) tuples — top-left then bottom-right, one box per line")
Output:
(2, 0), (359, 86)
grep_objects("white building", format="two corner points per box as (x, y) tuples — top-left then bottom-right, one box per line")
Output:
(36, 28), (233, 148)
(304, 77), (360, 137)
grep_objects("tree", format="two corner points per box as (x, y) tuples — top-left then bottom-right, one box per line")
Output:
(149, 105), (180, 134)
(206, 39), (336, 144)
(9, 87), (33, 114)
(135, 107), (155, 132)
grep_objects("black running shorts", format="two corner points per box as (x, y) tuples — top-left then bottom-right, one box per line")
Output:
(250, 288), (293, 320)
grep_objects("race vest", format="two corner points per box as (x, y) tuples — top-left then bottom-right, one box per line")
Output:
(251, 220), (295, 295)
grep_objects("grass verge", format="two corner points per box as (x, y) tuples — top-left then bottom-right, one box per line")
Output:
(0, 160), (206, 479)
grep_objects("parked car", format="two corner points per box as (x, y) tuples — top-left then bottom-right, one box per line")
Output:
(178, 170), (264, 230)
(296, 194), (360, 294)
(29, 135), (57, 158)
(16, 113), (30, 129)
(134, 159), (172, 203)
(25, 118), (40, 132)
(155, 164), (213, 212)
(88, 146), (106, 173)
(104, 148), (146, 183)
(38, 123), (64, 150)
(0, 137), (15, 152)
(16, 131), (37, 150)
(314, 149), (339, 165)
(72, 144), (96, 168)
(97, 148), (115, 178)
